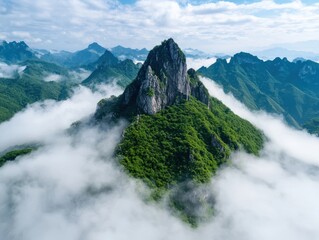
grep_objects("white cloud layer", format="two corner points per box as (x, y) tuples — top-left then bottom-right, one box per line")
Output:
(0, 62), (26, 78)
(0, 84), (122, 152)
(186, 57), (216, 70)
(200, 77), (319, 240)
(1, 0), (319, 53)
(69, 68), (92, 83)
(0, 80), (319, 239)
(43, 73), (63, 82)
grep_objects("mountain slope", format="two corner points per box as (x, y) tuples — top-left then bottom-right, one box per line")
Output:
(94, 39), (264, 224)
(0, 148), (34, 167)
(0, 41), (36, 63)
(111, 45), (148, 61)
(82, 50), (139, 88)
(198, 53), (319, 130)
(303, 118), (319, 136)
(41, 42), (106, 68)
(0, 60), (72, 122)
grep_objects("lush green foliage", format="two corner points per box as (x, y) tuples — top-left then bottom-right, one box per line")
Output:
(82, 59), (139, 88)
(117, 97), (264, 190)
(116, 96), (263, 225)
(97, 40), (264, 225)
(198, 54), (319, 129)
(0, 148), (33, 167)
(0, 60), (72, 122)
(303, 118), (319, 136)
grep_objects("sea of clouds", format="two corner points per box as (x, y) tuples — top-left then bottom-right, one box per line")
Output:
(0, 79), (319, 240)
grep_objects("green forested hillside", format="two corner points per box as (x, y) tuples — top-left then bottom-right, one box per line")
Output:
(95, 39), (264, 225)
(0, 148), (34, 167)
(83, 59), (139, 88)
(303, 118), (319, 136)
(0, 60), (72, 122)
(117, 97), (263, 190)
(198, 53), (319, 131)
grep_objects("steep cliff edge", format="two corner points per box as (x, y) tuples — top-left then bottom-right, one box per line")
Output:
(95, 38), (209, 120)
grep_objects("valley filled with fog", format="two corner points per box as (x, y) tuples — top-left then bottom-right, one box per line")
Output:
(0, 78), (318, 240)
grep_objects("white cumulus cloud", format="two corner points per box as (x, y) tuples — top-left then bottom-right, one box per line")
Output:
(1, 0), (319, 53)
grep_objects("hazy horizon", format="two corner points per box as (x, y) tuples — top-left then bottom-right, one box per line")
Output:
(1, 0), (319, 54)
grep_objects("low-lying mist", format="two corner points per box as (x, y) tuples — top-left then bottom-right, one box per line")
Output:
(200, 77), (319, 239)
(43, 73), (63, 82)
(0, 84), (122, 152)
(186, 57), (217, 70)
(0, 62), (26, 78)
(0, 79), (319, 240)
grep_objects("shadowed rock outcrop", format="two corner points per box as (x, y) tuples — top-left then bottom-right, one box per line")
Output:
(95, 38), (209, 120)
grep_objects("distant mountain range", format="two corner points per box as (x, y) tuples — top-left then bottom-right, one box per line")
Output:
(110, 45), (148, 62)
(0, 40), (36, 63)
(1, 39), (319, 135)
(0, 41), (142, 123)
(83, 49), (140, 88)
(253, 47), (319, 62)
(198, 52), (319, 135)
(36, 43), (149, 67)
(36, 42), (106, 68)
(183, 48), (213, 59)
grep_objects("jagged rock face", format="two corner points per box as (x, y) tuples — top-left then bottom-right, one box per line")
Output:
(0, 41), (35, 63)
(95, 38), (210, 120)
(121, 38), (190, 115)
(136, 66), (163, 114)
(188, 68), (210, 106)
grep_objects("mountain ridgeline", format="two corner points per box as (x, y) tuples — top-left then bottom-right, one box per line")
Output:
(0, 41), (36, 63)
(41, 42), (106, 68)
(95, 39), (209, 118)
(95, 39), (264, 225)
(198, 53), (319, 134)
(0, 60), (72, 122)
(111, 45), (148, 61)
(0, 41), (141, 123)
(82, 48), (140, 88)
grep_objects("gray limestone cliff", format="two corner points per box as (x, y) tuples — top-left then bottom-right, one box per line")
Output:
(95, 38), (210, 121)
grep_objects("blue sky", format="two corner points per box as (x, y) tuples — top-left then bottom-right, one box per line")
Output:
(118, 0), (319, 4)
(1, 0), (319, 53)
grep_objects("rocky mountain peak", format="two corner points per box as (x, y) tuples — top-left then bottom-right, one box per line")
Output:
(95, 39), (210, 120)
(124, 39), (191, 114)
(231, 52), (262, 65)
(94, 49), (119, 68)
(119, 38), (191, 115)
(0, 40), (35, 63)
(18, 41), (28, 49)
(88, 42), (105, 53)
